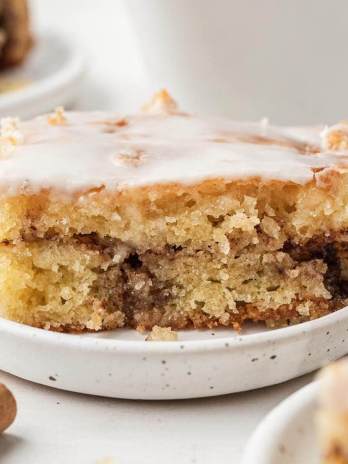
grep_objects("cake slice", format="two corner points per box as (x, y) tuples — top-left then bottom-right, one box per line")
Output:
(318, 359), (348, 463)
(0, 90), (348, 332)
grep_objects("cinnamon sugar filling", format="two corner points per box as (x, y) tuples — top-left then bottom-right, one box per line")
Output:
(1, 227), (347, 332)
(65, 232), (348, 329)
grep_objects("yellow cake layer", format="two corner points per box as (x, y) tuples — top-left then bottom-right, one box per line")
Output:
(0, 174), (347, 331)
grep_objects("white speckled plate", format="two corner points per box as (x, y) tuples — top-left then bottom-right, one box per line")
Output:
(0, 33), (84, 118)
(242, 382), (320, 464)
(0, 308), (347, 399)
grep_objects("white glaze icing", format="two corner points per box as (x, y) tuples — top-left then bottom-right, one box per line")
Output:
(0, 107), (347, 194)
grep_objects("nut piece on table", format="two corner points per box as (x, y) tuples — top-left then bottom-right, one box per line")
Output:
(0, 383), (17, 432)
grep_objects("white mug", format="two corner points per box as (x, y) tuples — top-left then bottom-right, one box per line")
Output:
(126, 0), (348, 124)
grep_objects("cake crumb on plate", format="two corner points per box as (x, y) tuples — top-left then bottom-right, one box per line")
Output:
(146, 325), (178, 341)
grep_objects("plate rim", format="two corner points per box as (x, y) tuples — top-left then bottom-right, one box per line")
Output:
(241, 381), (319, 464)
(0, 32), (85, 109)
(1, 305), (347, 354)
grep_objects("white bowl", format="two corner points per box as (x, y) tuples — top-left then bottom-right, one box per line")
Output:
(0, 307), (348, 399)
(242, 382), (320, 464)
(126, 0), (348, 124)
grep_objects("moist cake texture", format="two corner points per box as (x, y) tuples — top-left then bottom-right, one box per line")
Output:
(318, 360), (348, 463)
(1, 91), (348, 332)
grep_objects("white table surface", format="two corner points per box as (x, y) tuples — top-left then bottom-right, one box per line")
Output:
(0, 370), (313, 464)
(0, 1), (317, 462)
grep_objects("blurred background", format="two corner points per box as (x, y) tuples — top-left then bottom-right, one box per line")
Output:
(8, 0), (348, 123)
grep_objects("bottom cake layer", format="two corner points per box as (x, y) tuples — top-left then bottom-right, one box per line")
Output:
(0, 231), (347, 332)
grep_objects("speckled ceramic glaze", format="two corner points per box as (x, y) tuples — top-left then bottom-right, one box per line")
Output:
(0, 309), (347, 399)
(242, 382), (319, 464)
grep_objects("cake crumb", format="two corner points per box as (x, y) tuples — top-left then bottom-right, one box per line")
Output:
(261, 216), (280, 239)
(264, 204), (276, 217)
(48, 106), (67, 126)
(297, 302), (311, 317)
(146, 325), (178, 341)
(111, 212), (121, 221)
(141, 89), (178, 114)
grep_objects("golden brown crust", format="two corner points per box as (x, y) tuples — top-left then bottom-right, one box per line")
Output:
(30, 298), (336, 334)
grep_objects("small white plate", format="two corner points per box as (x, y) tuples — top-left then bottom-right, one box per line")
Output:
(0, 33), (84, 118)
(242, 382), (320, 464)
(0, 307), (348, 399)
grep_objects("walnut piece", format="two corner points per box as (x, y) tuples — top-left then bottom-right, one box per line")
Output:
(141, 89), (178, 114)
(47, 106), (67, 126)
(0, 117), (23, 158)
(0, 117), (23, 145)
(0, 383), (17, 433)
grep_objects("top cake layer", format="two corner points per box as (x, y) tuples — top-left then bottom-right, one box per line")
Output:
(0, 90), (347, 195)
